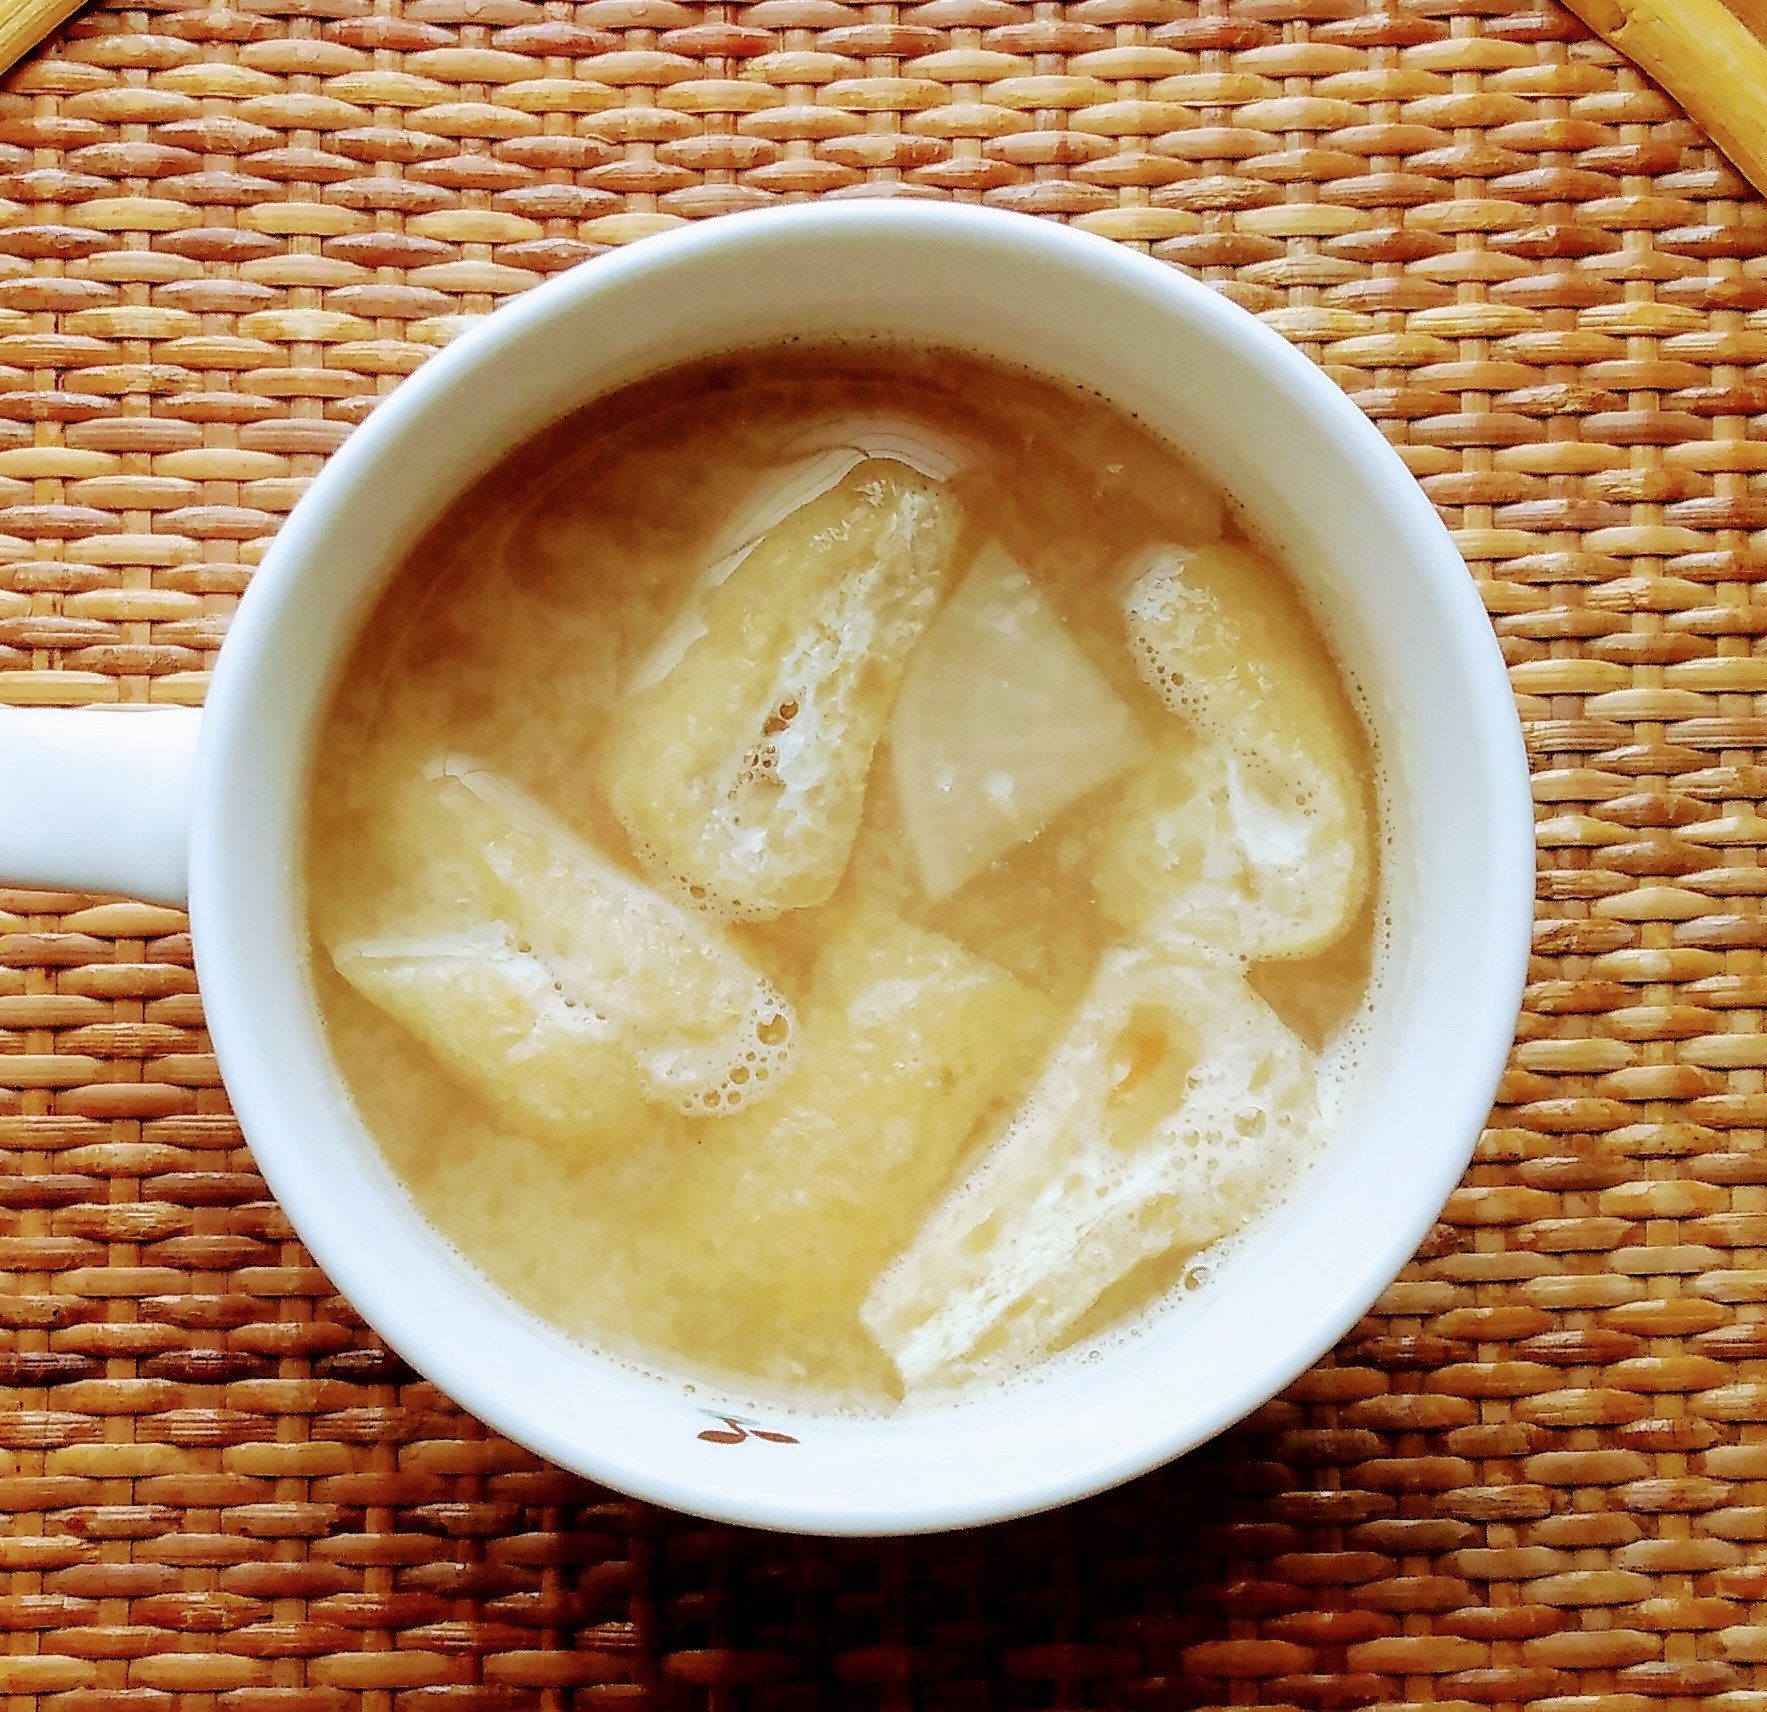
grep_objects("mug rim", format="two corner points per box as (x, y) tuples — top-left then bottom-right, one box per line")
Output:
(189, 201), (1533, 1534)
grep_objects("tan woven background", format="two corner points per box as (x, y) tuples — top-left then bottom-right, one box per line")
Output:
(2, 0), (1765, 1705)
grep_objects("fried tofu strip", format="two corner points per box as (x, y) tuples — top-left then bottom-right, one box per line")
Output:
(331, 761), (794, 1136)
(605, 457), (964, 920)
(863, 935), (1321, 1388)
(1106, 543), (1370, 958)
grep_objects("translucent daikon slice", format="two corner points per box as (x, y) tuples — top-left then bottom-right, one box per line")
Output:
(861, 935), (1321, 1389)
(605, 461), (964, 921)
(333, 926), (642, 1139)
(332, 760), (794, 1130)
(1094, 735), (1364, 960)
(783, 414), (968, 483)
(1118, 543), (1369, 956)
(890, 545), (1149, 901)
(644, 902), (1057, 1390)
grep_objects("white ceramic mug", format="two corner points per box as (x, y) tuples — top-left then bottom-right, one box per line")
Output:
(0, 204), (1532, 1535)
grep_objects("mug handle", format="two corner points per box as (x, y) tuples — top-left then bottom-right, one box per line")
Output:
(0, 707), (201, 908)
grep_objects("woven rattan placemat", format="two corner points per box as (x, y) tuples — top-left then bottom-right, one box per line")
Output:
(2, 0), (1765, 1705)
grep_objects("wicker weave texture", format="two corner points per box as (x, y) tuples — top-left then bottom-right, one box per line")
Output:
(1, 0), (1765, 1706)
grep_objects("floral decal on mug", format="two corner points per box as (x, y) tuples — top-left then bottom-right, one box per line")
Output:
(697, 1413), (799, 1446)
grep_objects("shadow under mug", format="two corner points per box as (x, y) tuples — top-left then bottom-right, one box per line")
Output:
(0, 203), (1532, 1535)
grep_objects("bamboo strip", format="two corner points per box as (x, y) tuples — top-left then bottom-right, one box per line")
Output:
(1719, 0), (1767, 40)
(1561, 0), (1767, 199)
(0, 0), (82, 76)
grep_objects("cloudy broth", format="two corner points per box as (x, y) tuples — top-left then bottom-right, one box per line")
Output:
(304, 345), (1379, 1411)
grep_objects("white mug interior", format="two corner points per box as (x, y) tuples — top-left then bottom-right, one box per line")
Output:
(190, 203), (1532, 1535)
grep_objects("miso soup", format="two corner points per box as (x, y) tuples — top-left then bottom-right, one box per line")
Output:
(303, 345), (1380, 1411)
